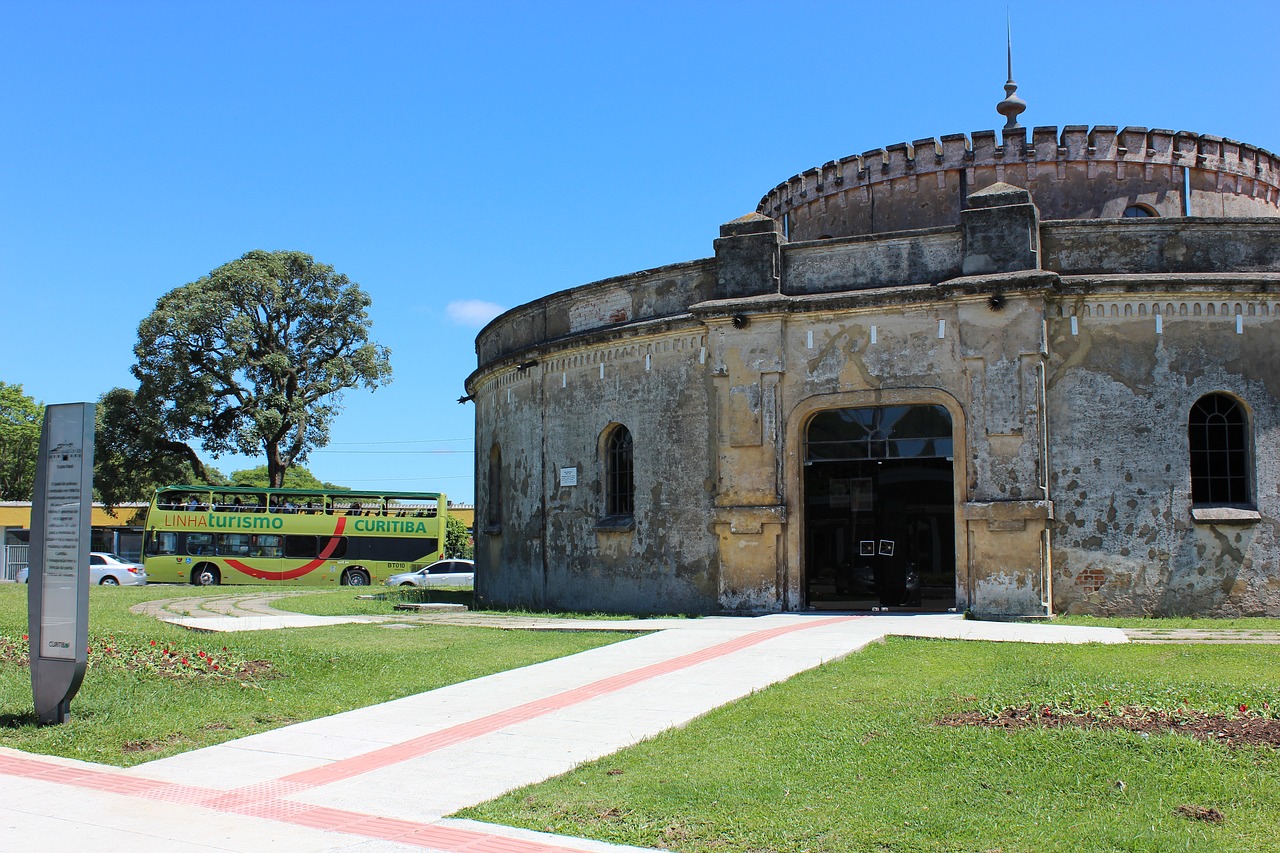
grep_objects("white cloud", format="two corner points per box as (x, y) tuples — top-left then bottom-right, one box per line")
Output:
(446, 299), (505, 327)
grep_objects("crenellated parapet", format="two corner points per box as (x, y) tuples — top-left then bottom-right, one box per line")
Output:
(757, 126), (1280, 241)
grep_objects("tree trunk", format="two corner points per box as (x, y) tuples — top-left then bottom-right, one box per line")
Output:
(266, 443), (287, 487)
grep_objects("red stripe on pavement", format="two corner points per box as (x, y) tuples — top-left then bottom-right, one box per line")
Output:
(284, 616), (859, 787)
(1, 752), (622, 851)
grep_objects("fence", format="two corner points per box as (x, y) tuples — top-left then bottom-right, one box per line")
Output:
(2, 544), (29, 582)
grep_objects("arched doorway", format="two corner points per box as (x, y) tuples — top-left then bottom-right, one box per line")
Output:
(803, 404), (956, 610)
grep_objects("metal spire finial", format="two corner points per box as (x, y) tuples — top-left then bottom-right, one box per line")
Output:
(996, 15), (1026, 132)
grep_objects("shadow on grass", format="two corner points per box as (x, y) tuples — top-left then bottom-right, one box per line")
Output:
(0, 710), (39, 729)
(376, 588), (474, 607)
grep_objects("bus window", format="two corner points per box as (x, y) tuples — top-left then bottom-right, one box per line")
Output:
(347, 536), (439, 563)
(250, 534), (282, 558)
(187, 533), (215, 556)
(295, 496), (323, 514)
(389, 497), (437, 517)
(218, 534), (251, 556)
(215, 494), (248, 512)
(146, 531), (178, 556)
(332, 495), (382, 515)
(285, 535), (317, 559)
(319, 537), (348, 559)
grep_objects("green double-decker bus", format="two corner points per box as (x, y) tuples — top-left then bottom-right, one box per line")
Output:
(142, 485), (447, 586)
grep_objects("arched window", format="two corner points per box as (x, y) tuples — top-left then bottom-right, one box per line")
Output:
(1188, 394), (1251, 505)
(486, 443), (502, 527)
(1123, 204), (1157, 217)
(604, 425), (634, 518)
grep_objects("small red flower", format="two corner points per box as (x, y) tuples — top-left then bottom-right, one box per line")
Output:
(212, 664), (220, 671)
(182, 657), (189, 665)
(198, 651), (206, 658)
(150, 640), (156, 646)
(1239, 704), (1248, 712)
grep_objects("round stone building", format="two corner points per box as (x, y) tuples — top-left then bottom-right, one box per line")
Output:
(465, 118), (1280, 618)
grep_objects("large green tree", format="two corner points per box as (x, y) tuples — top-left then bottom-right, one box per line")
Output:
(132, 250), (392, 488)
(0, 382), (42, 500)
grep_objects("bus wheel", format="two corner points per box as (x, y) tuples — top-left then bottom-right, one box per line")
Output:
(192, 565), (220, 586)
(343, 569), (370, 587)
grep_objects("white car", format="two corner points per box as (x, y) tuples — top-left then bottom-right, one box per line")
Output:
(89, 553), (147, 585)
(385, 559), (474, 588)
(14, 553), (147, 586)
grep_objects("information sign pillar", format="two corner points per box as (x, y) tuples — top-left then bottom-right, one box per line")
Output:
(27, 403), (95, 725)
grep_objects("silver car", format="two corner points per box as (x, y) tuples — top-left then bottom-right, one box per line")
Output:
(385, 558), (474, 588)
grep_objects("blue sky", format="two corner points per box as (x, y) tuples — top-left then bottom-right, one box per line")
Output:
(2, 0), (1276, 504)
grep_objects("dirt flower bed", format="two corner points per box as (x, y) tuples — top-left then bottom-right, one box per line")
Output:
(0, 633), (278, 685)
(939, 704), (1280, 750)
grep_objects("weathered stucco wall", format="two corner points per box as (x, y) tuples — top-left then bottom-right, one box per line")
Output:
(474, 324), (721, 614)
(1043, 219), (1280, 276)
(783, 228), (962, 293)
(475, 260), (716, 366)
(1045, 289), (1280, 615)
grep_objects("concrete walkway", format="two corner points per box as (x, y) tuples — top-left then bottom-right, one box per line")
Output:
(2, 613), (1125, 852)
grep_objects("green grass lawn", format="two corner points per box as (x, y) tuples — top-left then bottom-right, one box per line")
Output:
(461, 638), (1280, 853)
(0, 584), (637, 766)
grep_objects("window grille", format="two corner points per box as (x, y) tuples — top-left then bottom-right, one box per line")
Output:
(1188, 394), (1250, 505)
(605, 425), (634, 517)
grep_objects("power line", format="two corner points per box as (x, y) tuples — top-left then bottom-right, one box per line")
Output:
(325, 438), (473, 446)
(337, 475), (474, 482)
(311, 449), (472, 455)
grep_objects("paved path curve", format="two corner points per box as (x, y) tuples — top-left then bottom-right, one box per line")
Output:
(129, 593), (734, 633)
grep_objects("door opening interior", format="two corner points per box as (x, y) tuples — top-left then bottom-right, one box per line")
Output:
(804, 405), (956, 611)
